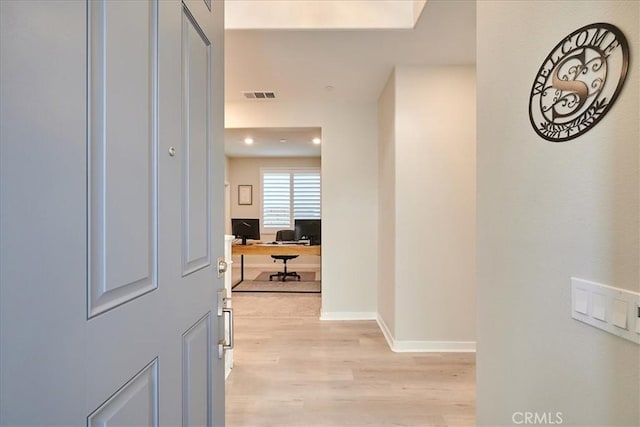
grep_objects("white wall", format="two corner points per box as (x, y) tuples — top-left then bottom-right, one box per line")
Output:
(377, 71), (396, 335)
(226, 101), (378, 318)
(477, 2), (640, 426)
(227, 156), (321, 267)
(377, 66), (476, 350)
(395, 66), (476, 344)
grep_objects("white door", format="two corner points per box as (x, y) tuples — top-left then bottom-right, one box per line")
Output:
(0, 1), (226, 425)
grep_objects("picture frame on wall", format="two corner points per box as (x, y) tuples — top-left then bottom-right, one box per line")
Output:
(238, 185), (253, 205)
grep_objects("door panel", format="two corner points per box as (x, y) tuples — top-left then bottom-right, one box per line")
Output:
(182, 8), (212, 276)
(88, 359), (159, 427)
(182, 313), (212, 426)
(88, 0), (158, 317)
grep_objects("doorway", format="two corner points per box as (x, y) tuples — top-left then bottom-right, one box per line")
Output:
(223, 127), (323, 376)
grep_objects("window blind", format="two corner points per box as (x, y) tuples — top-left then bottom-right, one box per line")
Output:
(262, 169), (321, 229)
(262, 172), (291, 228)
(293, 172), (321, 220)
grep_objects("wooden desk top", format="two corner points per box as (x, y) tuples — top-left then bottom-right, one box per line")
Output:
(232, 243), (321, 256)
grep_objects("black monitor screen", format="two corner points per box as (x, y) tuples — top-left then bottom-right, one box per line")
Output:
(231, 218), (260, 245)
(294, 219), (321, 245)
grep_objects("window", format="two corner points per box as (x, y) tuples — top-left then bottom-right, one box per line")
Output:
(262, 169), (321, 229)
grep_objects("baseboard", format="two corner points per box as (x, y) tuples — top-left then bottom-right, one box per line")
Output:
(376, 314), (395, 350)
(376, 315), (476, 353)
(319, 311), (377, 321)
(392, 340), (476, 352)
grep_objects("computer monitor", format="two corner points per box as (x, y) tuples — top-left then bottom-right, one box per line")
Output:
(231, 218), (260, 245)
(294, 219), (321, 246)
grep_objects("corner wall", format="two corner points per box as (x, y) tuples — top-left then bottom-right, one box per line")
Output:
(395, 66), (476, 346)
(226, 101), (378, 318)
(377, 65), (477, 351)
(377, 70), (396, 336)
(477, 2), (640, 425)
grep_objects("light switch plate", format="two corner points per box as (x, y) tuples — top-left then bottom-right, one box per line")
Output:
(571, 278), (640, 345)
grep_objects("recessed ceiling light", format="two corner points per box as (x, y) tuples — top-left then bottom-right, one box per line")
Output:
(279, 138), (287, 143)
(312, 137), (321, 145)
(325, 85), (334, 92)
(244, 137), (254, 145)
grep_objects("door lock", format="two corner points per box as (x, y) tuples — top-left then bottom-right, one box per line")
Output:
(217, 288), (233, 359)
(217, 257), (228, 278)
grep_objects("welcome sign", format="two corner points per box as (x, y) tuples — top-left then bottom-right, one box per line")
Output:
(529, 23), (629, 142)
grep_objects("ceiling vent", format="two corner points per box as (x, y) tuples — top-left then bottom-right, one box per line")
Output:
(243, 91), (276, 100)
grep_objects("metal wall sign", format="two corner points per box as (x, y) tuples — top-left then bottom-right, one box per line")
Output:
(529, 23), (629, 142)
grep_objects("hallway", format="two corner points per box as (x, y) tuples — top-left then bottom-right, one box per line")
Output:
(225, 283), (476, 426)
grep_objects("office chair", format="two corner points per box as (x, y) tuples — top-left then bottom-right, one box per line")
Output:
(269, 230), (301, 281)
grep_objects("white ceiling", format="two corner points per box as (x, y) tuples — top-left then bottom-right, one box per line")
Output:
(225, 127), (322, 157)
(225, 0), (426, 30)
(223, 0), (476, 157)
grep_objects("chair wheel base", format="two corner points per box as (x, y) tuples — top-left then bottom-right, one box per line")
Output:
(269, 272), (301, 282)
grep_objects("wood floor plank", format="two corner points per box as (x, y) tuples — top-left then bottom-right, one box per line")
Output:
(226, 282), (476, 426)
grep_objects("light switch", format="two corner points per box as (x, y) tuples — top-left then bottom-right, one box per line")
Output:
(612, 299), (627, 329)
(592, 293), (606, 321)
(571, 277), (640, 344)
(574, 289), (588, 314)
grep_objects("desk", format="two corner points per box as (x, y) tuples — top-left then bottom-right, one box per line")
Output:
(232, 243), (321, 284)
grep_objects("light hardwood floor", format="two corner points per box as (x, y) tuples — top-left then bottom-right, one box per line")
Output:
(226, 267), (476, 426)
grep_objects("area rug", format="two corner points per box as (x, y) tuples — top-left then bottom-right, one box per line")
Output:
(233, 271), (320, 293)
